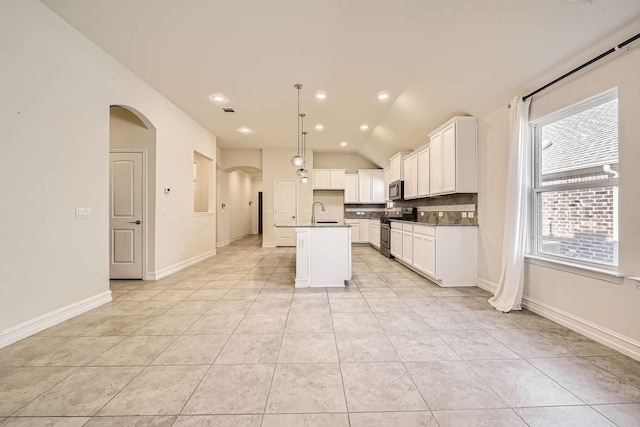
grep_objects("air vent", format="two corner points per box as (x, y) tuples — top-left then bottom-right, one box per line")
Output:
(222, 107), (235, 113)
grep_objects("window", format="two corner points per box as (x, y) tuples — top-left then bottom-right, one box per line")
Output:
(531, 89), (618, 268)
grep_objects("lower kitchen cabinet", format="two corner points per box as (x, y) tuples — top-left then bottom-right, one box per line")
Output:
(345, 219), (360, 242)
(370, 221), (380, 248)
(401, 224), (413, 265)
(391, 221), (477, 287)
(360, 219), (370, 243)
(413, 225), (435, 277)
(390, 222), (402, 258)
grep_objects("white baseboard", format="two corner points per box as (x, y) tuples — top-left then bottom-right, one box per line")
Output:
(216, 240), (230, 248)
(475, 277), (640, 361)
(523, 296), (640, 361)
(230, 233), (250, 243)
(149, 249), (217, 280)
(262, 242), (276, 248)
(0, 291), (112, 349)
(476, 278), (497, 294)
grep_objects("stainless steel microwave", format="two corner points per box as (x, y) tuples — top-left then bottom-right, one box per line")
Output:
(389, 180), (404, 200)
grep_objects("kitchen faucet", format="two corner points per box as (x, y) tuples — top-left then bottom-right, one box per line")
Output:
(311, 201), (326, 225)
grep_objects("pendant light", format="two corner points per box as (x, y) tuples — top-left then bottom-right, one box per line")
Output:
(290, 84), (305, 168)
(300, 130), (310, 183)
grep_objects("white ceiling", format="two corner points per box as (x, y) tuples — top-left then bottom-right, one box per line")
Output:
(40, 0), (640, 167)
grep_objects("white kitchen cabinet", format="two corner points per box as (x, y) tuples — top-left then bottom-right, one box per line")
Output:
(370, 221), (380, 248)
(313, 169), (345, 190)
(413, 225), (435, 277)
(384, 167), (390, 201)
(401, 223), (413, 265)
(358, 169), (385, 203)
(393, 222), (477, 287)
(344, 174), (358, 203)
(390, 222), (403, 258)
(389, 152), (410, 183)
(403, 154), (418, 199)
(359, 219), (370, 243)
(429, 116), (477, 195)
(345, 219), (360, 242)
(417, 146), (430, 197)
(294, 226), (351, 288)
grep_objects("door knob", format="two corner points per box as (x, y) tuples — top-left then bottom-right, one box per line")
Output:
(129, 220), (141, 224)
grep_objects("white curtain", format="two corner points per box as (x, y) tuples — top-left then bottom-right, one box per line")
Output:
(489, 96), (531, 312)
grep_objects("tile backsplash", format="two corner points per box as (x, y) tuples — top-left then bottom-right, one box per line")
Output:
(346, 193), (478, 225)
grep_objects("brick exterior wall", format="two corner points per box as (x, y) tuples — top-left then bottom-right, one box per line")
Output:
(540, 186), (616, 264)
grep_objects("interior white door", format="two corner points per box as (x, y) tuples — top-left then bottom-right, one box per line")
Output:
(109, 151), (144, 279)
(275, 179), (297, 247)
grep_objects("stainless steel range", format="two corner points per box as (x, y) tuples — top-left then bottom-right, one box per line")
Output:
(379, 207), (417, 258)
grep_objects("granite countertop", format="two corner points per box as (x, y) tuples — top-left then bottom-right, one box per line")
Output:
(388, 219), (478, 227)
(275, 223), (351, 228)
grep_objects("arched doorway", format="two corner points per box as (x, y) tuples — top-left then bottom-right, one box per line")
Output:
(109, 105), (156, 279)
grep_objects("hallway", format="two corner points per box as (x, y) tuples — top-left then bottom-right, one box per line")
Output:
(1, 236), (639, 426)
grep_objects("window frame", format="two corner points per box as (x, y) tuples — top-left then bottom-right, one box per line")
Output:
(529, 88), (619, 272)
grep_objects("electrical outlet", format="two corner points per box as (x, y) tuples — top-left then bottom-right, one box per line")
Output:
(468, 212), (474, 218)
(420, 211), (424, 217)
(438, 212), (443, 218)
(161, 208), (168, 216)
(461, 212), (468, 218)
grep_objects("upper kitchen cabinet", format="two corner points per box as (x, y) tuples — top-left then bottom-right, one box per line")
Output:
(388, 152), (410, 183)
(417, 146), (430, 197)
(358, 169), (385, 203)
(403, 153), (418, 199)
(313, 169), (346, 190)
(384, 167), (390, 201)
(344, 174), (358, 203)
(429, 116), (477, 195)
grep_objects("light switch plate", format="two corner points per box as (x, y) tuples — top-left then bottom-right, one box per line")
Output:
(461, 212), (468, 218)
(438, 212), (443, 218)
(468, 212), (474, 218)
(75, 207), (91, 219)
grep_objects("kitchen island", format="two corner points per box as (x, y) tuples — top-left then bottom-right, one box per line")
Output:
(276, 223), (352, 288)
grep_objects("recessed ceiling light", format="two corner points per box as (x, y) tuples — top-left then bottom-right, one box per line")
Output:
(211, 95), (226, 102)
(360, 124), (369, 131)
(315, 92), (327, 100)
(377, 92), (389, 101)
(238, 127), (252, 134)
(315, 124), (324, 131)
(340, 141), (348, 147)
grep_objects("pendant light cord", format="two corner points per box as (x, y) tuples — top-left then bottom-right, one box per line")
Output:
(294, 84), (302, 156)
(300, 114), (306, 161)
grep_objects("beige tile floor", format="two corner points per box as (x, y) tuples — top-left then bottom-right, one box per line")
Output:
(1, 235), (640, 426)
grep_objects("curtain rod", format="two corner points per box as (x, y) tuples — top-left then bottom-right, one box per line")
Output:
(522, 32), (640, 102)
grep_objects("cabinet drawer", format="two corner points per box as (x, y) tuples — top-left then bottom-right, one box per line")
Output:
(391, 222), (402, 230)
(413, 224), (436, 237)
(402, 223), (413, 232)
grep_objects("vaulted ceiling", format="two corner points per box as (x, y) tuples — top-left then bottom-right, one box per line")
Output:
(41, 0), (640, 167)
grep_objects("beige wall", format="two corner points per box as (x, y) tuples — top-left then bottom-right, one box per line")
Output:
(109, 106), (158, 273)
(228, 170), (253, 240)
(216, 168), (229, 246)
(0, 0), (216, 339)
(251, 178), (264, 234)
(312, 191), (345, 223)
(314, 152), (381, 172)
(477, 46), (640, 358)
(476, 107), (510, 285)
(262, 148), (314, 247)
